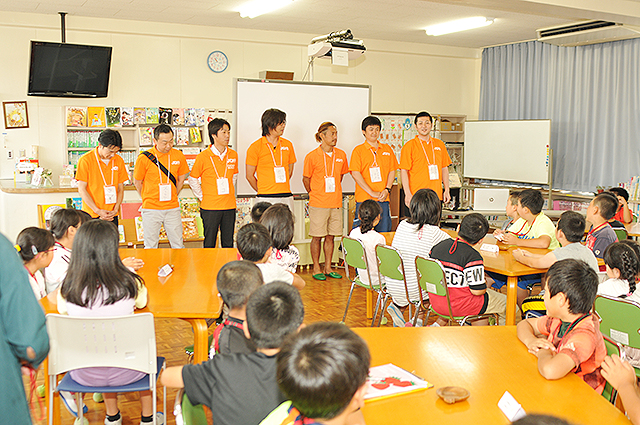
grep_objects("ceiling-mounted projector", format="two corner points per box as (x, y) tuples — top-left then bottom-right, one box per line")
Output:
(308, 29), (366, 60)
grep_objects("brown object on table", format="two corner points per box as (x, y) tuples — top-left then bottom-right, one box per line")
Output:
(436, 386), (470, 404)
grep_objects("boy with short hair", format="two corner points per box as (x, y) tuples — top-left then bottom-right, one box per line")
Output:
(430, 213), (508, 325)
(586, 192), (619, 259)
(609, 187), (633, 224)
(212, 260), (262, 356)
(267, 322), (370, 425)
(237, 222), (305, 290)
(161, 282), (305, 425)
(517, 259), (606, 393)
(494, 190), (521, 234)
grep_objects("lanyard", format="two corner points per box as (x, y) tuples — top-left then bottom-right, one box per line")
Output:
(512, 215), (538, 238)
(267, 138), (283, 167)
(369, 147), (379, 166)
(209, 146), (228, 179)
(321, 147), (336, 178)
(419, 137), (436, 166)
(94, 148), (115, 186)
(156, 150), (170, 185)
(558, 314), (590, 341)
(448, 237), (473, 254)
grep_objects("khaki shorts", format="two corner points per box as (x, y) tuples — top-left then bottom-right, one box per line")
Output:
(309, 206), (342, 237)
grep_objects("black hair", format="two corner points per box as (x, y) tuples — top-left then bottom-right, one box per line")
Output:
(609, 187), (629, 202)
(15, 227), (55, 263)
(619, 240), (640, 276)
(208, 118), (230, 145)
(414, 111), (433, 125)
(50, 208), (88, 240)
(98, 129), (122, 149)
(556, 211), (586, 243)
(251, 201), (272, 223)
(361, 116), (381, 131)
(593, 192), (619, 221)
(458, 213), (489, 245)
(153, 123), (174, 140)
(246, 282), (304, 349)
(518, 189), (544, 215)
(509, 190), (521, 205)
(62, 220), (143, 307)
(604, 242), (638, 294)
(315, 122), (336, 142)
(260, 203), (294, 250)
(277, 322), (370, 420)
(511, 414), (574, 425)
(216, 260), (263, 309)
(261, 109), (286, 137)
(407, 188), (441, 230)
(237, 222), (273, 262)
(546, 259), (598, 315)
(358, 200), (381, 234)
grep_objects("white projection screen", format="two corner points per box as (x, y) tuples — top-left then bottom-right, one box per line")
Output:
(464, 120), (551, 185)
(234, 79), (371, 196)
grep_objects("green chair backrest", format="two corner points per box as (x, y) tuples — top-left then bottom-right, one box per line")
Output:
(615, 228), (628, 241)
(415, 256), (448, 297)
(602, 335), (621, 404)
(182, 391), (207, 425)
(342, 236), (367, 270)
(375, 245), (404, 281)
(594, 295), (640, 349)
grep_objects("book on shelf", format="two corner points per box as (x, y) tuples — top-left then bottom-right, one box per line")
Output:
(87, 107), (106, 127)
(139, 127), (154, 146)
(364, 363), (433, 402)
(146, 107), (159, 124)
(185, 108), (197, 126)
(189, 127), (202, 144)
(121, 107), (134, 126)
(105, 107), (122, 127)
(196, 108), (206, 126)
(172, 108), (185, 125)
(133, 108), (146, 125)
(66, 106), (87, 127)
(159, 107), (172, 124)
(176, 127), (189, 146)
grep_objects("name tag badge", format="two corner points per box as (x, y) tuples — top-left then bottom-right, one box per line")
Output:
(159, 183), (172, 202)
(429, 164), (439, 180)
(369, 166), (382, 183)
(274, 166), (287, 184)
(324, 176), (336, 193)
(104, 185), (117, 205)
(217, 177), (230, 195)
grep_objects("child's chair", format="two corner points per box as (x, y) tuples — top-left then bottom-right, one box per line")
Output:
(602, 335), (622, 405)
(415, 256), (499, 326)
(375, 244), (420, 326)
(615, 228), (628, 241)
(46, 313), (166, 425)
(341, 236), (388, 327)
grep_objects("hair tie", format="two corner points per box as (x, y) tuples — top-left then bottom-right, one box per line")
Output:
(31, 245), (38, 256)
(14, 244), (21, 252)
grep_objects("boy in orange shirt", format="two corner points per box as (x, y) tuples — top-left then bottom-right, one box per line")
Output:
(188, 118), (238, 248)
(302, 122), (349, 280)
(349, 116), (398, 232)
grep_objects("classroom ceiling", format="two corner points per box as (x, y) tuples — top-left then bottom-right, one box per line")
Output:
(1, 0), (639, 49)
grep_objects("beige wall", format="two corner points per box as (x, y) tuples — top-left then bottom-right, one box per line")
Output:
(0, 11), (481, 179)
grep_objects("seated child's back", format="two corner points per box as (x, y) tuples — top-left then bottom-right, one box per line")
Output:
(586, 192), (619, 259)
(348, 199), (385, 288)
(261, 203), (300, 273)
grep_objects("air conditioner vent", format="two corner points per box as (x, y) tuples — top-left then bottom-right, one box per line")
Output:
(537, 20), (640, 46)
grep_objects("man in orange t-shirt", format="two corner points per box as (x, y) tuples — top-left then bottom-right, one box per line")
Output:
(188, 118), (238, 248)
(303, 122), (349, 280)
(400, 111), (451, 207)
(349, 116), (398, 232)
(245, 109), (296, 211)
(133, 124), (189, 249)
(76, 129), (129, 227)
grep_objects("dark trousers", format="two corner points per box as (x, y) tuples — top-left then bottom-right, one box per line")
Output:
(200, 208), (236, 248)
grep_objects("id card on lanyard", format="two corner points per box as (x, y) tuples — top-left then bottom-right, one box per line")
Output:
(368, 147), (382, 183)
(157, 152), (172, 202)
(210, 149), (230, 195)
(323, 147), (336, 193)
(95, 149), (117, 205)
(420, 138), (439, 181)
(268, 140), (287, 183)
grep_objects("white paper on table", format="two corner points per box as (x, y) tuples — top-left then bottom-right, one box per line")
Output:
(498, 391), (526, 421)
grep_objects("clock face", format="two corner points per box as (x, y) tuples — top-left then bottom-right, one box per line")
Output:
(208, 51), (228, 73)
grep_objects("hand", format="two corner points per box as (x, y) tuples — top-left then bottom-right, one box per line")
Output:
(97, 209), (114, 221)
(377, 190), (388, 202)
(493, 229), (504, 238)
(601, 354), (637, 391)
(502, 232), (520, 245)
(617, 195), (628, 208)
(404, 193), (412, 208)
(443, 190), (451, 204)
(122, 257), (144, 270)
(525, 337), (557, 356)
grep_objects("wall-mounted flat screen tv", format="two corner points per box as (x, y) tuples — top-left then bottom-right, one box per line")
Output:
(28, 41), (112, 98)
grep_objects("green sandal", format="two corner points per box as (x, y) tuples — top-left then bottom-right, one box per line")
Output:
(325, 272), (342, 279)
(312, 273), (327, 281)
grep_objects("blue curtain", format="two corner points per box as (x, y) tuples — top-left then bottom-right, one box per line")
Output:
(479, 39), (640, 192)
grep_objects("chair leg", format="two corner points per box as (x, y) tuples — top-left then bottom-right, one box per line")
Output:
(49, 377), (54, 425)
(341, 283), (356, 323)
(411, 304), (421, 326)
(370, 291), (383, 327)
(76, 392), (83, 422)
(377, 293), (390, 327)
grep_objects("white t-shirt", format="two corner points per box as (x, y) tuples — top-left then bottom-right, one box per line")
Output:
(348, 226), (386, 288)
(44, 242), (72, 293)
(28, 270), (46, 300)
(598, 278), (630, 298)
(256, 263), (294, 285)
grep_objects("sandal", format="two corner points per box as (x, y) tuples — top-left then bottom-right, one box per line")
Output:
(324, 272), (342, 279)
(312, 273), (327, 281)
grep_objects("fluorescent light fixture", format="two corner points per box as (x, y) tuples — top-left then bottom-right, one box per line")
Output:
(237, 0), (296, 18)
(425, 17), (494, 36)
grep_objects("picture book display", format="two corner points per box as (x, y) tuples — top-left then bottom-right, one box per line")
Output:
(133, 108), (146, 124)
(159, 107), (172, 124)
(88, 107), (106, 127)
(121, 107), (134, 126)
(139, 127), (154, 146)
(176, 127), (189, 146)
(172, 108), (185, 125)
(105, 107), (122, 127)
(146, 107), (159, 124)
(66, 107), (87, 127)
(364, 363), (432, 401)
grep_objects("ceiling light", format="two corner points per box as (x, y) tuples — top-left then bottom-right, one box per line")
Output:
(237, 0), (296, 19)
(425, 17), (494, 36)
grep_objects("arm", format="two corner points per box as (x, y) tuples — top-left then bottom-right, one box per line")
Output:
(122, 257), (144, 270)
(601, 355), (640, 424)
(246, 164), (258, 192)
(134, 282), (148, 309)
(176, 173), (188, 194)
(113, 182), (125, 218)
(535, 349), (577, 380)
(351, 171), (380, 199)
(161, 366), (185, 388)
(441, 166), (451, 204)
(288, 163), (294, 178)
(400, 169), (412, 207)
(291, 272), (306, 290)
(134, 178), (144, 198)
(512, 249), (557, 269)
(517, 317), (557, 354)
(187, 176), (203, 201)
(622, 200), (634, 224)
(77, 181), (111, 220)
(302, 176), (311, 193)
(378, 170), (395, 202)
(469, 287), (486, 296)
(503, 232), (551, 248)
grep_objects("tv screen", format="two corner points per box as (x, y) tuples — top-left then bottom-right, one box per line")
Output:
(28, 41), (112, 98)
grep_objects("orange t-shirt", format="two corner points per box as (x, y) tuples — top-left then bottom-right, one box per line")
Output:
(75, 147), (129, 217)
(399, 136), (451, 199)
(246, 137), (296, 195)
(133, 147), (189, 210)
(190, 146), (238, 210)
(302, 146), (349, 208)
(349, 141), (399, 203)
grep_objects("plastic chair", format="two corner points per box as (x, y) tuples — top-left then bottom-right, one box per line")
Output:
(594, 294), (640, 377)
(173, 389), (207, 425)
(615, 228), (628, 241)
(375, 244), (419, 326)
(415, 256), (499, 326)
(46, 313), (166, 425)
(602, 335), (622, 404)
(341, 236), (387, 326)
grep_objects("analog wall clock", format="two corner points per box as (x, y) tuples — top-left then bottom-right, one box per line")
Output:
(207, 51), (228, 73)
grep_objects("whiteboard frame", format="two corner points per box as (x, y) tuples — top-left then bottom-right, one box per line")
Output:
(233, 78), (371, 196)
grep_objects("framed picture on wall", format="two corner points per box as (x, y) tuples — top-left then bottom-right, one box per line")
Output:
(3, 101), (29, 129)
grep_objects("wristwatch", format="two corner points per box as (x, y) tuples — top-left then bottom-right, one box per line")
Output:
(385, 187), (392, 193)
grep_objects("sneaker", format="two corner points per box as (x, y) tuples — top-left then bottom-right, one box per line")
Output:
(386, 304), (405, 327)
(93, 393), (104, 403)
(416, 318), (424, 327)
(104, 416), (122, 425)
(429, 321), (441, 327)
(60, 390), (88, 417)
(140, 412), (165, 425)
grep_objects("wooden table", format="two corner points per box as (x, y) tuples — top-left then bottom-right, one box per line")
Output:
(356, 326), (630, 425)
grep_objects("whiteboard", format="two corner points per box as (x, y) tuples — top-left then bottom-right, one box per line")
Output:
(464, 120), (551, 185)
(234, 79), (370, 196)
